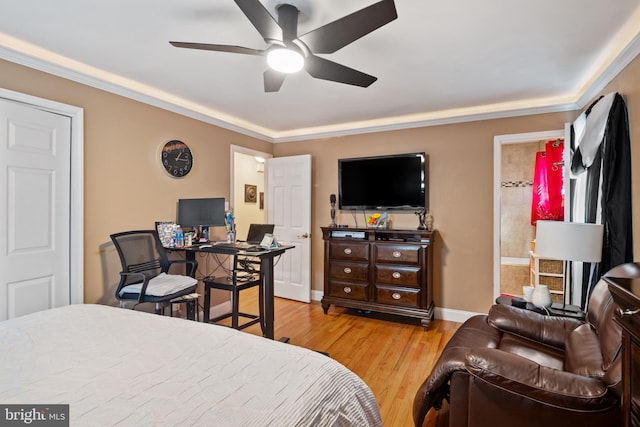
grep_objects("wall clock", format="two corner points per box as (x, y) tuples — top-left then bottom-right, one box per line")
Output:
(161, 140), (193, 177)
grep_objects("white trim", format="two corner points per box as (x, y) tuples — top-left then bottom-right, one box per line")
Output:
(208, 300), (232, 321)
(1, 30), (639, 143)
(564, 122), (572, 221)
(501, 257), (529, 266)
(493, 130), (565, 303)
(434, 307), (479, 324)
(0, 44), (272, 142)
(576, 30), (640, 108)
(0, 87), (84, 304)
(270, 102), (578, 143)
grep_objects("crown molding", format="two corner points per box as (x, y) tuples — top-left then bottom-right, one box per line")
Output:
(269, 100), (579, 143)
(1, 27), (639, 143)
(0, 38), (276, 142)
(575, 31), (640, 108)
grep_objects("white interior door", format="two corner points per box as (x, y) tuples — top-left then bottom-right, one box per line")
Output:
(0, 99), (72, 320)
(266, 155), (311, 302)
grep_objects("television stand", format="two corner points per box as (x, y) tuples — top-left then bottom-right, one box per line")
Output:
(320, 227), (435, 329)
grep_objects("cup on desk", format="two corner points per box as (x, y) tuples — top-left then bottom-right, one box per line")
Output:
(522, 285), (535, 302)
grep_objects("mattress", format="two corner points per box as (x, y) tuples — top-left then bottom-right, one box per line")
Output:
(0, 304), (382, 426)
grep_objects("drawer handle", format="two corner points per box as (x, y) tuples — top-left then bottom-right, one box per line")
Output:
(343, 267), (352, 274)
(617, 307), (640, 316)
(344, 248), (352, 255)
(392, 292), (401, 300)
(392, 272), (401, 279)
(343, 286), (352, 294)
(392, 251), (402, 258)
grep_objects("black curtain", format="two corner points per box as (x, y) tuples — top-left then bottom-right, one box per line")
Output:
(571, 93), (633, 305)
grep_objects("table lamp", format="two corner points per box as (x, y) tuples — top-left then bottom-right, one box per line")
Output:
(534, 220), (604, 307)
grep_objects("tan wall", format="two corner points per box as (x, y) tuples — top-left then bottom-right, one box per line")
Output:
(273, 53), (640, 314)
(0, 59), (272, 305)
(273, 115), (575, 312)
(1, 50), (639, 314)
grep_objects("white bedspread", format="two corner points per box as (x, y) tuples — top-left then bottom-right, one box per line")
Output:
(0, 304), (382, 427)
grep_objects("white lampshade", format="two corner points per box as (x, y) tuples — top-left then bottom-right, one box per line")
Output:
(267, 48), (304, 73)
(535, 220), (604, 262)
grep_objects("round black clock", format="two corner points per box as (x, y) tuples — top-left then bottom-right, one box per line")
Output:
(161, 140), (193, 177)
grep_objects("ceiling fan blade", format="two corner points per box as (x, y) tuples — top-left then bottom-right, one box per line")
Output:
(298, 0), (397, 54)
(234, 0), (283, 43)
(305, 55), (377, 88)
(264, 69), (287, 92)
(170, 41), (266, 56)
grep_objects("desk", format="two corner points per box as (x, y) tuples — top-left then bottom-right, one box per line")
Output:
(181, 244), (294, 340)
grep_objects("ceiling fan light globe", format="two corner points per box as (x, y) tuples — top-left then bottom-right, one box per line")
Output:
(267, 49), (304, 73)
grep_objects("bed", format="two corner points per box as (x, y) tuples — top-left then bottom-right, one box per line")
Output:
(0, 304), (382, 426)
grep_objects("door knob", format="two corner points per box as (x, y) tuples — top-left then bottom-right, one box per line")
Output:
(298, 233), (310, 239)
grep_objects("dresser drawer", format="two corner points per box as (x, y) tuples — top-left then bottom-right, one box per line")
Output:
(375, 285), (420, 308)
(375, 264), (421, 287)
(329, 241), (369, 262)
(328, 280), (368, 301)
(375, 244), (421, 265)
(329, 261), (369, 282)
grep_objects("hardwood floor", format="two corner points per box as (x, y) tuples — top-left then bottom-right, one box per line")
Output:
(209, 288), (459, 427)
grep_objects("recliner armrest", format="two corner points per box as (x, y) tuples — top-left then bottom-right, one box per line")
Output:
(465, 347), (616, 411)
(488, 304), (584, 348)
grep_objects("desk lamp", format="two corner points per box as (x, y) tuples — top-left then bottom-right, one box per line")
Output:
(534, 220), (604, 308)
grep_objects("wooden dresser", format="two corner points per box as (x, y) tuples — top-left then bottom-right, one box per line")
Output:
(604, 263), (640, 427)
(320, 227), (434, 329)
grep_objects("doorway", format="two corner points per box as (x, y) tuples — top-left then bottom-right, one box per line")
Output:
(493, 129), (566, 299)
(230, 145), (272, 241)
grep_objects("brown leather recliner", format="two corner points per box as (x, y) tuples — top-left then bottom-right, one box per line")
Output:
(413, 277), (622, 427)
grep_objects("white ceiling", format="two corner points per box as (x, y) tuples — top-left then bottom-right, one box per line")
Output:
(1, 0), (639, 142)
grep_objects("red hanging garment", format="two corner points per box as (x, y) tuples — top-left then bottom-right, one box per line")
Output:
(545, 139), (564, 220)
(531, 140), (564, 225)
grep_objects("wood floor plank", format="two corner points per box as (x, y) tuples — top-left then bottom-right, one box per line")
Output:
(209, 288), (458, 427)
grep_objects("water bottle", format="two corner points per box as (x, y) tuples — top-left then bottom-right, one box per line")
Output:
(175, 225), (184, 247)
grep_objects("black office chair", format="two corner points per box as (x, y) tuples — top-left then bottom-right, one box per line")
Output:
(203, 254), (262, 330)
(110, 230), (198, 319)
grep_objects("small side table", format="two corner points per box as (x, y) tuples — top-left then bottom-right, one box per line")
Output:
(496, 295), (585, 320)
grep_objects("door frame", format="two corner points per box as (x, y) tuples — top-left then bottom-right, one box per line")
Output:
(0, 88), (84, 304)
(493, 129), (566, 301)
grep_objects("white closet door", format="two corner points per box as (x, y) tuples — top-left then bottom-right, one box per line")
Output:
(0, 99), (72, 320)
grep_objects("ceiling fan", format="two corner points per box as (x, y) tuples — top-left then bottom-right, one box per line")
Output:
(170, 0), (397, 92)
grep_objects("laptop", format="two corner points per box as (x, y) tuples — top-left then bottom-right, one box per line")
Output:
(245, 223), (275, 244)
(208, 224), (275, 251)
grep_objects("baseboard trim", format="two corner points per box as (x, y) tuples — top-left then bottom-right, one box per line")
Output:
(434, 307), (480, 324)
(311, 289), (323, 302)
(202, 300), (232, 322)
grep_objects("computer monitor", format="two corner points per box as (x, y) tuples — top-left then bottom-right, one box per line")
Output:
(177, 198), (226, 242)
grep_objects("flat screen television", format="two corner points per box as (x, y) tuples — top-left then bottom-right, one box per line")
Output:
(338, 152), (427, 210)
(177, 197), (226, 241)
